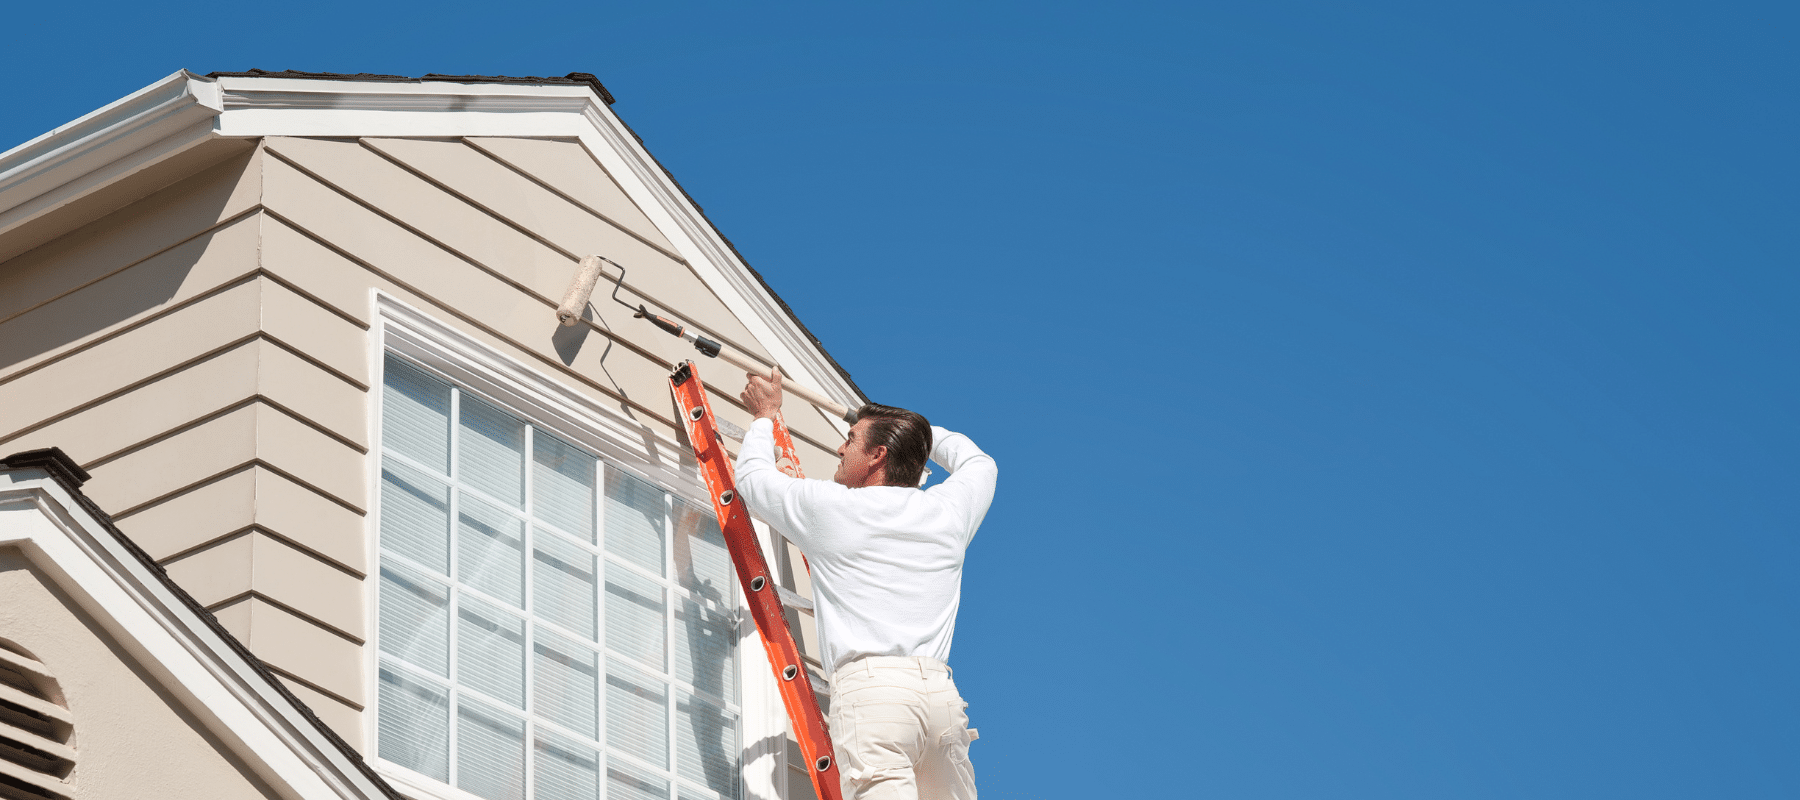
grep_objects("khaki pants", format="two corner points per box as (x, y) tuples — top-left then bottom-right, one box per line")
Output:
(827, 656), (978, 800)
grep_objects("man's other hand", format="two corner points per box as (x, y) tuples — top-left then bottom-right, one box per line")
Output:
(741, 369), (783, 420)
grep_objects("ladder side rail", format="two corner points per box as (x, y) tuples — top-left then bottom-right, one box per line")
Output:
(768, 414), (815, 576)
(669, 363), (842, 800)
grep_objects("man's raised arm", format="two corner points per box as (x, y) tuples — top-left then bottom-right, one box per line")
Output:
(926, 426), (999, 528)
(733, 369), (825, 547)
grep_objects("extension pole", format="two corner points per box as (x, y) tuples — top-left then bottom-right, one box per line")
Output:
(556, 255), (856, 423)
(635, 307), (855, 423)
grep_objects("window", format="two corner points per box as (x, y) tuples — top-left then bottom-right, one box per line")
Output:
(376, 353), (741, 800)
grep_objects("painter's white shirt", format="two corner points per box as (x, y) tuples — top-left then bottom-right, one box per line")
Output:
(735, 420), (998, 673)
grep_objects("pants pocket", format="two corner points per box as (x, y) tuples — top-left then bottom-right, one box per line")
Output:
(848, 701), (924, 768)
(934, 727), (978, 798)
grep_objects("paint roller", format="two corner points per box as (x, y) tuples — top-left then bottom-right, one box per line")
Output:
(557, 255), (857, 424)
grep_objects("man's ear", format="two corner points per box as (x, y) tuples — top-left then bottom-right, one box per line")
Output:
(868, 445), (891, 485)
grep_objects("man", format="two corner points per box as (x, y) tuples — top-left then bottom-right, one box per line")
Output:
(736, 370), (998, 800)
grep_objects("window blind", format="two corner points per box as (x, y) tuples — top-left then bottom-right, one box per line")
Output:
(459, 696), (526, 800)
(534, 530), (597, 640)
(382, 459), (449, 574)
(535, 732), (599, 800)
(605, 470), (666, 576)
(459, 394), (525, 508)
(534, 629), (598, 739)
(609, 759), (669, 800)
(378, 665), (449, 781)
(607, 563), (667, 671)
(379, 353), (740, 800)
(606, 658), (669, 769)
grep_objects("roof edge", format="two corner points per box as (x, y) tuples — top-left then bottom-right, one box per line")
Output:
(205, 69), (616, 105)
(0, 70), (220, 183)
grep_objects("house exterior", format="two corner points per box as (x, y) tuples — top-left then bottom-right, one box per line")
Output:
(0, 69), (861, 800)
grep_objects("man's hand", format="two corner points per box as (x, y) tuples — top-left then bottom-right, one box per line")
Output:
(741, 368), (784, 421)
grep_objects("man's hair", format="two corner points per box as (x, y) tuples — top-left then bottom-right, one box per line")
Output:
(853, 403), (932, 487)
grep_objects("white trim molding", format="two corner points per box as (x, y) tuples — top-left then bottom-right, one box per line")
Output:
(375, 291), (708, 501)
(0, 70), (223, 242)
(0, 463), (396, 800)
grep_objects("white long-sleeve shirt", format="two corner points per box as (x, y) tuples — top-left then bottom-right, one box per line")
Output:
(735, 419), (998, 673)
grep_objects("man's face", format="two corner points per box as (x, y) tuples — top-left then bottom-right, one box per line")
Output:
(833, 419), (885, 488)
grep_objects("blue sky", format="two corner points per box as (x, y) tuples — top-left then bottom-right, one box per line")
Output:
(5, 2), (1797, 797)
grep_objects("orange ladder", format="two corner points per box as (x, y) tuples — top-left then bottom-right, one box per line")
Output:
(669, 360), (840, 800)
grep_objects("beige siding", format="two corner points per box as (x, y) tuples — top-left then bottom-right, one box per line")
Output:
(0, 150), (261, 331)
(120, 466), (367, 573)
(210, 594), (364, 708)
(256, 137), (841, 468)
(465, 136), (676, 253)
(162, 531), (364, 640)
(260, 137), (842, 457)
(0, 133), (847, 764)
(0, 147), (373, 732)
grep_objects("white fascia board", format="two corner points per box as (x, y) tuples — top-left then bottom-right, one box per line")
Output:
(0, 469), (393, 800)
(208, 74), (863, 426)
(0, 70), (222, 239)
(212, 77), (597, 138)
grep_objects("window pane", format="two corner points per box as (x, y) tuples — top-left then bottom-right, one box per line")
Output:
(458, 696), (526, 800)
(677, 691), (739, 799)
(609, 758), (670, 800)
(535, 629), (599, 739)
(536, 732), (600, 800)
(459, 393), (525, 507)
(675, 596), (736, 706)
(458, 491), (525, 607)
(534, 430), (596, 539)
(377, 351), (742, 799)
(604, 469), (666, 576)
(606, 563), (666, 671)
(382, 458), (449, 574)
(607, 659), (669, 768)
(672, 499), (736, 704)
(378, 664), (448, 781)
(383, 355), (451, 472)
(672, 500), (732, 601)
(380, 563), (448, 676)
(459, 596), (525, 708)
(534, 530), (596, 640)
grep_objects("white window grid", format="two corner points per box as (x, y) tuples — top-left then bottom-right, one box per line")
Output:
(375, 353), (742, 800)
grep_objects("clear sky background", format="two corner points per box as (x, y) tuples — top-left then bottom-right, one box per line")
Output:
(4, 2), (1796, 798)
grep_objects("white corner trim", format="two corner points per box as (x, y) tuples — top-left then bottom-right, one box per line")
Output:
(0, 70), (223, 235)
(0, 470), (392, 800)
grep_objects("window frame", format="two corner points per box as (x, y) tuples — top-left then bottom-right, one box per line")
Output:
(368, 293), (775, 800)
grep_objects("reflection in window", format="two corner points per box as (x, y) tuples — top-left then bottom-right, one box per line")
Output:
(377, 353), (740, 800)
